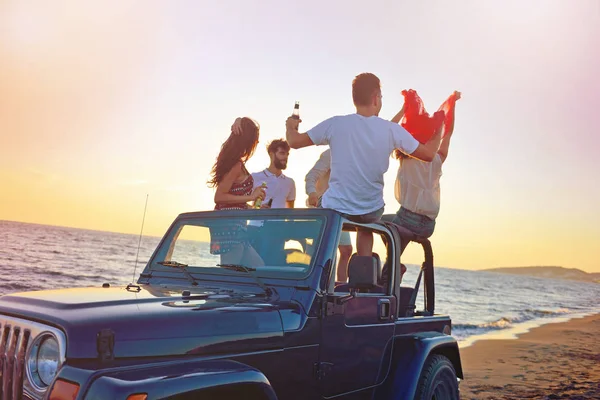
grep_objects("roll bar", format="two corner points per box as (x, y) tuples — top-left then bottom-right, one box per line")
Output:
(381, 215), (435, 315)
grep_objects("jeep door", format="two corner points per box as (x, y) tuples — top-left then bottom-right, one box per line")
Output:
(318, 226), (396, 398)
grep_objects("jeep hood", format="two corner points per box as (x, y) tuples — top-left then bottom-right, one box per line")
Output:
(0, 285), (292, 359)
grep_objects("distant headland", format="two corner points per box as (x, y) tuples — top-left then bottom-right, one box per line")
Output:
(482, 266), (600, 284)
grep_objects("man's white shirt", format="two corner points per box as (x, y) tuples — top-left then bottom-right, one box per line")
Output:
(252, 169), (296, 208)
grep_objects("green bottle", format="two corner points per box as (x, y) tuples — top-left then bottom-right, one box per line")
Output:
(253, 182), (268, 209)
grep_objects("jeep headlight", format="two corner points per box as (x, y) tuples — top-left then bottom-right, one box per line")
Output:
(27, 334), (60, 389)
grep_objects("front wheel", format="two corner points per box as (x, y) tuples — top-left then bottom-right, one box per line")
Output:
(415, 354), (459, 400)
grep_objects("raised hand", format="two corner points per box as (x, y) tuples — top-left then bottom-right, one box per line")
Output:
(231, 117), (243, 135)
(285, 116), (301, 132)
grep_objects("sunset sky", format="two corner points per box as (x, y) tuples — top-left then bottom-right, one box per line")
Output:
(1, 0), (599, 272)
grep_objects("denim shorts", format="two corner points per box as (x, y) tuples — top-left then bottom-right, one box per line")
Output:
(392, 206), (436, 238)
(317, 196), (383, 239)
(340, 207), (385, 224)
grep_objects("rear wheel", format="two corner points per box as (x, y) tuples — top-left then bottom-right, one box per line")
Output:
(415, 354), (459, 400)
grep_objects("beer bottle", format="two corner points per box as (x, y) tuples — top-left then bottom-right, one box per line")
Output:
(253, 182), (268, 209)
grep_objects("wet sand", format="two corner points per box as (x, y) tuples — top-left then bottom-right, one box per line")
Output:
(459, 313), (600, 399)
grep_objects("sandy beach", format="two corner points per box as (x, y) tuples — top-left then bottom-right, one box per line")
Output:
(459, 313), (600, 399)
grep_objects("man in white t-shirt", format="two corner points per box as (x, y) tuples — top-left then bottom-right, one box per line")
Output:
(251, 139), (296, 208)
(286, 72), (443, 257)
(305, 148), (353, 282)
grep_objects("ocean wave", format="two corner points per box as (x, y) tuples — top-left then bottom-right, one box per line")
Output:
(523, 308), (571, 317)
(454, 317), (511, 331)
(43, 269), (109, 281)
(0, 282), (41, 292)
(453, 308), (572, 334)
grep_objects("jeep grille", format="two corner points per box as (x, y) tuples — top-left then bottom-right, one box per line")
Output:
(0, 316), (66, 400)
(0, 320), (29, 400)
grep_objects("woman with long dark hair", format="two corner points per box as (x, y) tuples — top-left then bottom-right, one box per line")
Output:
(208, 117), (266, 266)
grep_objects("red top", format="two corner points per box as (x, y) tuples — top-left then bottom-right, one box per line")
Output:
(401, 90), (458, 144)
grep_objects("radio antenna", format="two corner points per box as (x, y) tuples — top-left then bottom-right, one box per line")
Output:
(131, 194), (149, 285)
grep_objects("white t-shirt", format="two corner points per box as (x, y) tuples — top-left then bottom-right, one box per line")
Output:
(394, 154), (443, 220)
(252, 169), (296, 208)
(307, 114), (420, 215)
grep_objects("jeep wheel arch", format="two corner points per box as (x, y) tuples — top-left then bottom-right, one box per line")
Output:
(84, 359), (278, 400)
(374, 333), (462, 399)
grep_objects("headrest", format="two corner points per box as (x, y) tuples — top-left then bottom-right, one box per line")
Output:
(348, 254), (380, 290)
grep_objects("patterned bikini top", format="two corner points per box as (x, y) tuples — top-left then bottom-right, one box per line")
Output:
(214, 164), (254, 211)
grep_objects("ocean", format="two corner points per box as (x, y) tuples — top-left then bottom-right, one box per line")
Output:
(1, 219), (598, 346)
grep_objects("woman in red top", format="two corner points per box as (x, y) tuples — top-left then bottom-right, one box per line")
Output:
(208, 117), (266, 266)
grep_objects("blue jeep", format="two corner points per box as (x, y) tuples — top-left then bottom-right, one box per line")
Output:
(0, 208), (463, 400)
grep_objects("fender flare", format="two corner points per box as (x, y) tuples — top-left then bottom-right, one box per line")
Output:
(375, 332), (463, 400)
(81, 359), (278, 400)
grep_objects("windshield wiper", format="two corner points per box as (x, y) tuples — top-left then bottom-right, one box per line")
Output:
(158, 261), (188, 267)
(216, 264), (274, 297)
(157, 260), (199, 286)
(217, 264), (256, 272)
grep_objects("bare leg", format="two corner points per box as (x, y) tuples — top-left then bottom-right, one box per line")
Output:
(357, 230), (374, 257)
(336, 244), (352, 282)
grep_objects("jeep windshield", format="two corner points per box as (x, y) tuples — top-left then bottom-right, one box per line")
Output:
(151, 215), (325, 280)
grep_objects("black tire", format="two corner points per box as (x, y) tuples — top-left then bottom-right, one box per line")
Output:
(415, 354), (459, 400)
